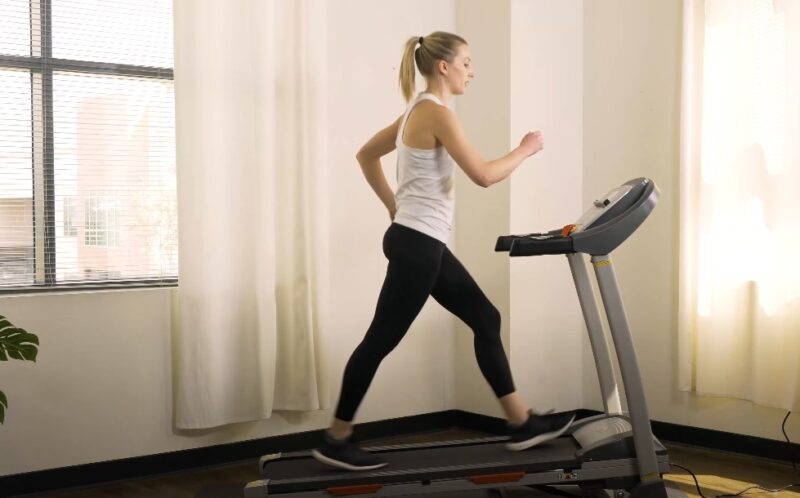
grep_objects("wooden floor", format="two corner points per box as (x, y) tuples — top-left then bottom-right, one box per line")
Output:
(663, 441), (800, 497)
(36, 429), (800, 498)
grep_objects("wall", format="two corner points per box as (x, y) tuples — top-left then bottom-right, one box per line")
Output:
(452, 0), (512, 420)
(452, 0), (584, 418)
(582, 0), (798, 442)
(508, 0), (584, 415)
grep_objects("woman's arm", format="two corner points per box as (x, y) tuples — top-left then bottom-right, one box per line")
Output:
(356, 115), (403, 219)
(431, 107), (543, 188)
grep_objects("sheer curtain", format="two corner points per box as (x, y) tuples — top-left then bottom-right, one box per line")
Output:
(679, 0), (800, 411)
(172, 0), (330, 429)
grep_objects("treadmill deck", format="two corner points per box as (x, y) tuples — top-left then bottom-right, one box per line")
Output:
(261, 436), (583, 494)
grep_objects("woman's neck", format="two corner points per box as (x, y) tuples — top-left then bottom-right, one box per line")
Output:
(423, 81), (451, 106)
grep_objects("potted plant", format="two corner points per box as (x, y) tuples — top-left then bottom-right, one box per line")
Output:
(0, 314), (39, 424)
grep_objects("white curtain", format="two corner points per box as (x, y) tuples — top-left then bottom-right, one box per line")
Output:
(679, 0), (800, 411)
(172, 0), (330, 429)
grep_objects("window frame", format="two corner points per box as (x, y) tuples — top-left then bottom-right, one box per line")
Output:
(0, 0), (177, 294)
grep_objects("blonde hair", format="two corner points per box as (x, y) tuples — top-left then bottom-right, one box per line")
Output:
(399, 31), (468, 102)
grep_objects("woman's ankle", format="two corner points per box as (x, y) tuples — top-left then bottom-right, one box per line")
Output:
(328, 418), (354, 440)
(508, 415), (530, 428)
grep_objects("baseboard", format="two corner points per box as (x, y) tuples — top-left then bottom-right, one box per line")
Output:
(652, 416), (799, 462)
(2, 409), (797, 496)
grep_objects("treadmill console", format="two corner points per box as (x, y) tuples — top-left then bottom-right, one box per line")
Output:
(496, 178), (658, 257)
(572, 183), (638, 234)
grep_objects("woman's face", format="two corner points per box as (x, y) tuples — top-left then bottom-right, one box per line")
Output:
(442, 44), (474, 95)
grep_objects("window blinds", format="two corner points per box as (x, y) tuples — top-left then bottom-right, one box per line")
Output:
(0, 0), (176, 292)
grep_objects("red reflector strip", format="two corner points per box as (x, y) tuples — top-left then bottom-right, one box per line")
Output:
(468, 471), (526, 485)
(326, 483), (384, 496)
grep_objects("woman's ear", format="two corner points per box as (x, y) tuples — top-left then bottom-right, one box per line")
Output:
(437, 59), (448, 76)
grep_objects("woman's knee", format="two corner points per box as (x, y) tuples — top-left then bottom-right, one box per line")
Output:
(355, 333), (402, 361)
(475, 303), (501, 337)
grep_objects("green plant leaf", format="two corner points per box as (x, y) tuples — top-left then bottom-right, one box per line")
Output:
(0, 390), (6, 425)
(0, 315), (38, 425)
(0, 321), (39, 363)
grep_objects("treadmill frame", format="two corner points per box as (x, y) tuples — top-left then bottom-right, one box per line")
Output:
(244, 434), (671, 497)
(245, 178), (672, 497)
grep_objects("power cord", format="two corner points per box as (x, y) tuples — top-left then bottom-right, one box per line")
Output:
(669, 411), (800, 497)
(782, 410), (799, 476)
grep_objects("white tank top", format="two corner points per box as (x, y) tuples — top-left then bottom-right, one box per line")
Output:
(393, 93), (455, 244)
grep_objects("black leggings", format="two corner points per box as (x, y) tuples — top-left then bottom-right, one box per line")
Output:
(334, 223), (516, 422)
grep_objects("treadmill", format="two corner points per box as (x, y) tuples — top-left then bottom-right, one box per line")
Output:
(245, 178), (677, 498)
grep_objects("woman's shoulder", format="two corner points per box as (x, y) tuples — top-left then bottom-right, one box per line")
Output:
(411, 99), (454, 124)
(414, 96), (448, 110)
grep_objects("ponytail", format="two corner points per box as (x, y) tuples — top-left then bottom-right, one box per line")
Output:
(399, 36), (419, 102)
(398, 32), (468, 102)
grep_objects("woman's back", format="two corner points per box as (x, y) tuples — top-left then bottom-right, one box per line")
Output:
(400, 98), (441, 150)
(393, 93), (456, 244)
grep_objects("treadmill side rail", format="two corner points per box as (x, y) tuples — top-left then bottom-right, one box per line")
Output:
(258, 436), (510, 474)
(260, 453), (283, 472)
(244, 456), (672, 497)
(244, 479), (269, 498)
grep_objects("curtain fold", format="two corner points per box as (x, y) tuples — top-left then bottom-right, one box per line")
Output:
(679, 0), (800, 412)
(172, 0), (329, 429)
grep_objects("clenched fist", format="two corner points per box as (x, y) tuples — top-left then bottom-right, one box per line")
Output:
(519, 131), (544, 157)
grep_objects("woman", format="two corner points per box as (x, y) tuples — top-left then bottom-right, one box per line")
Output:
(312, 31), (575, 471)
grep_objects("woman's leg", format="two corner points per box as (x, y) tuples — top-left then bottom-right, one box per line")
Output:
(430, 248), (529, 425)
(329, 224), (445, 439)
(498, 392), (530, 426)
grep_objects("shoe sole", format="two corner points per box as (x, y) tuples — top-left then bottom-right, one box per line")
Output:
(311, 449), (388, 471)
(505, 414), (576, 452)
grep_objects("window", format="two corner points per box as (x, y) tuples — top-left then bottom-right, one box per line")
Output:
(84, 195), (119, 248)
(679, 0), (800, 410)
(0, 0), (177, 292)
(63, 196), (76, 237)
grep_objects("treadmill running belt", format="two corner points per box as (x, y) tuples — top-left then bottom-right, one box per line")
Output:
(261, 437), (581, 494)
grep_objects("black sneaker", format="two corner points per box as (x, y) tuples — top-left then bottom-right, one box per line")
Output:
(506, 410), (576, 451)
(311, 432), (388, 471)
